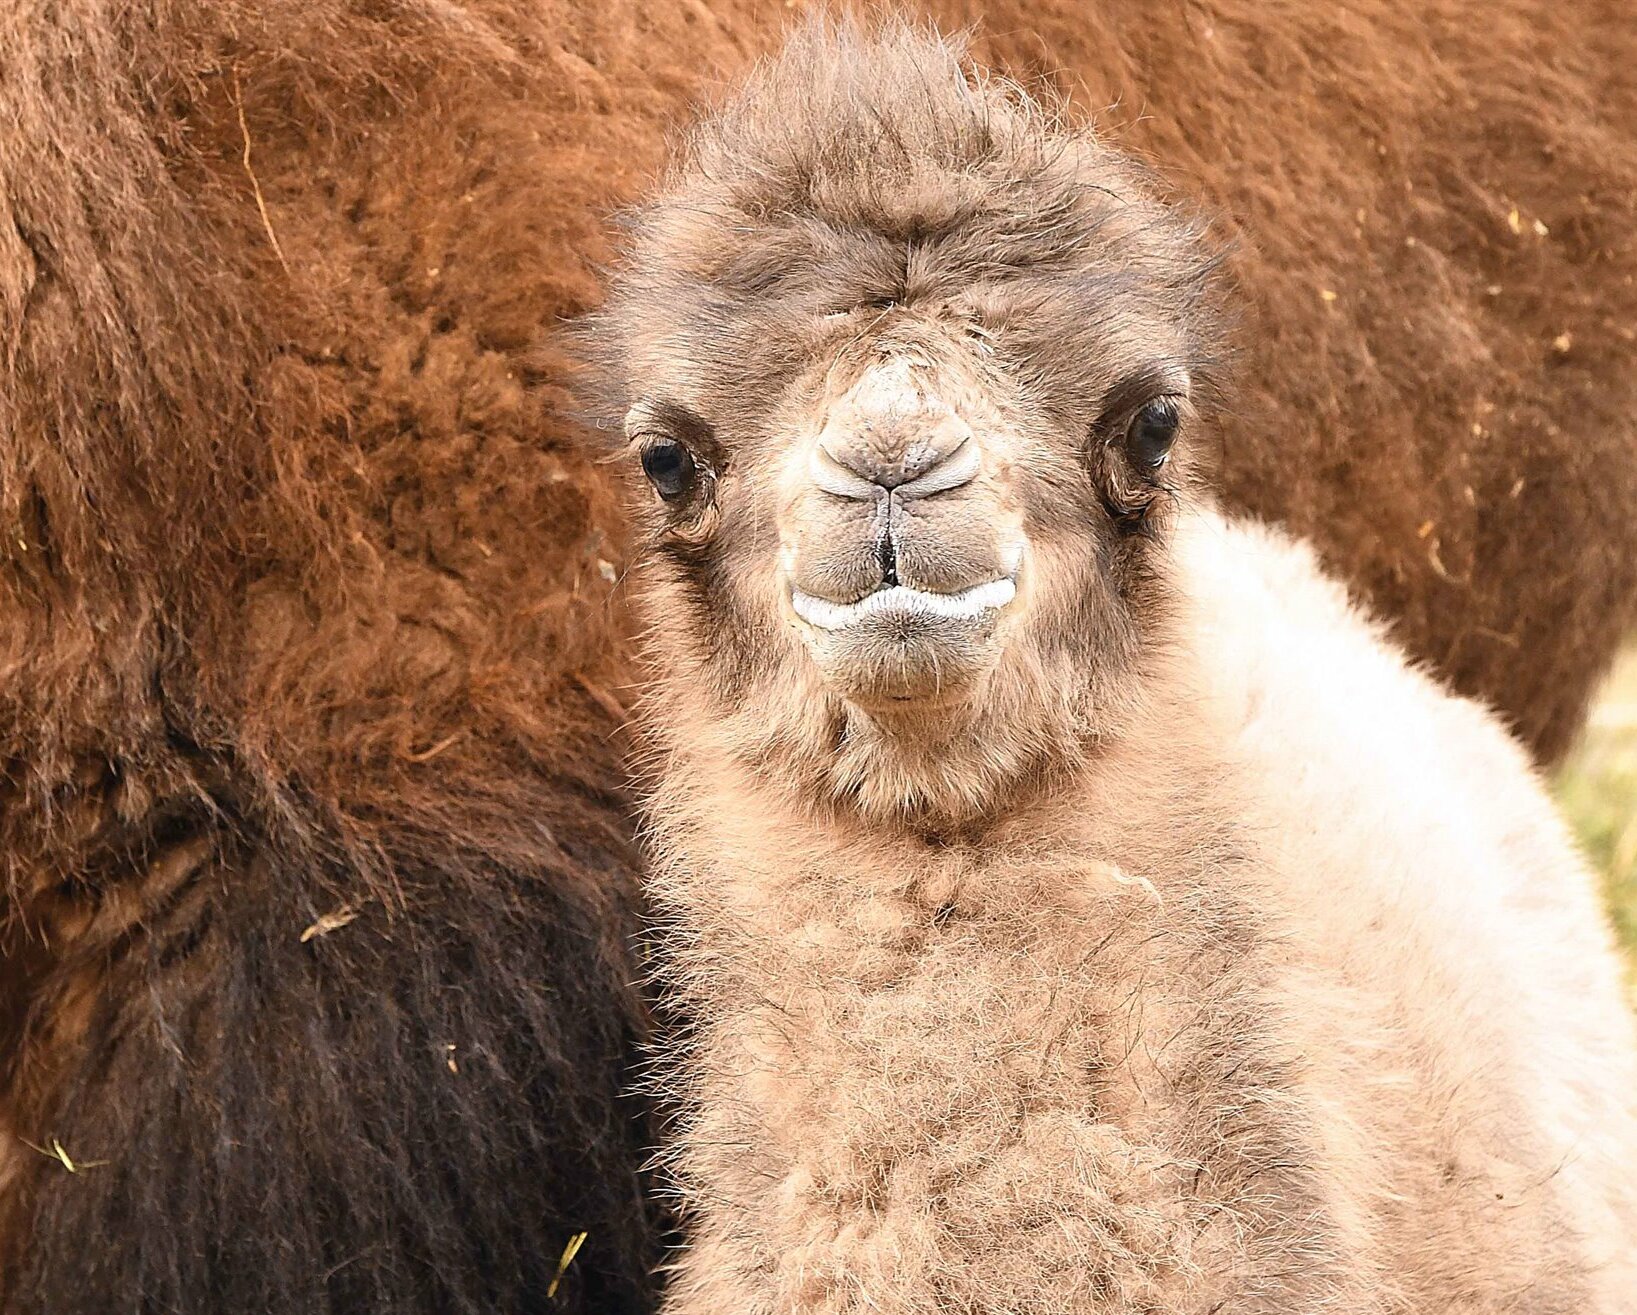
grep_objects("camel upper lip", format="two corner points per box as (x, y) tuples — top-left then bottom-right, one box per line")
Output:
(789, 575), (1017, 631)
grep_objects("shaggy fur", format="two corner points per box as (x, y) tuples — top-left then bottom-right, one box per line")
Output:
(575, 0), (1637, 763)
(598, 22), (1637, 1312)
(3, 0), (1635, 1308)
(638, 512), (1637, 1312)
(0, 2), (670, 1309)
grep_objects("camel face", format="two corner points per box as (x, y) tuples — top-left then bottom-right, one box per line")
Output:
(617, 265), (1199, 727)
(598, 22), (1226, 813)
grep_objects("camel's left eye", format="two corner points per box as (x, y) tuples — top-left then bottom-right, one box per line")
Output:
(640, 439), (697, 501)
(1125, 398), (1182, 470)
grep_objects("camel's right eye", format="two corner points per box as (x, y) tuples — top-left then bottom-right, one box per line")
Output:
(640, 439), (698, 502)
(1124, 398), (1182, 471)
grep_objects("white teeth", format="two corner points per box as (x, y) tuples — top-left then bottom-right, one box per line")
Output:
(791, 577), (1017, 631)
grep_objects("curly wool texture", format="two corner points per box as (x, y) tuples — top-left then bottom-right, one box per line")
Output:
(1, 0), (1634, 1309)
(638, 509), (1637, 1313)
(607, 29), (1637, 1308)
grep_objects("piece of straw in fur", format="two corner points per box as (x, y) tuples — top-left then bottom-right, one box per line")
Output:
(545, 1231), (588, 1299)
(20, 1137), (108, 1173)
(300, 906), (359, 943)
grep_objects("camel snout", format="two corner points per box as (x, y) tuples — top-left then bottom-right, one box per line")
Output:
(812, 361), (982, 501)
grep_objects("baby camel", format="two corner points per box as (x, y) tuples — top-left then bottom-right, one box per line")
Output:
(590, 20), (1637, 1314)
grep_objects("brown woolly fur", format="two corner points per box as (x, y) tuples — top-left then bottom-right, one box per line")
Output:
(2, 0), (1635, 1310)
(600, 19), (1637, 1313)
(0, 1), (685, 1309)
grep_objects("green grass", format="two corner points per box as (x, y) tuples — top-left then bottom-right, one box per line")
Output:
(1554, 644), (1637, 993)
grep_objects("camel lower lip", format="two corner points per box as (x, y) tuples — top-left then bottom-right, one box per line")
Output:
(790, 578), (1017, 631)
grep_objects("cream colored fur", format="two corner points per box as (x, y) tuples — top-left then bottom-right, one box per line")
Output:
(640, 505), (1637, 1314)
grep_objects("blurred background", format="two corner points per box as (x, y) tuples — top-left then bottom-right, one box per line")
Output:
(1561, 641), (1637, 993)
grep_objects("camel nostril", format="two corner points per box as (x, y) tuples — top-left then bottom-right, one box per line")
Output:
(810, 436), (981, 500)
(893, 438), (980, 499)
(810, 444), (883, 500)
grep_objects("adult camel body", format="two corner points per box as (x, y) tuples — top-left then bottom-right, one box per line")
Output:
(1, 0), (1633, 1308)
